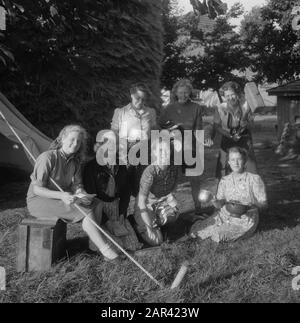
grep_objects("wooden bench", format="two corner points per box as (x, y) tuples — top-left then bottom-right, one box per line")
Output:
(16, 218), (67, 272)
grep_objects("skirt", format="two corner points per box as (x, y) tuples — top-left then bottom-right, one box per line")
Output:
(27, 196), (102, 224)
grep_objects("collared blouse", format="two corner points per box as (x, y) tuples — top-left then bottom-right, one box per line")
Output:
(27, 149), (82, 201)
(111, 103), (157, 142)
(217, 172), (267, 208)
(214, 101), (254, 132)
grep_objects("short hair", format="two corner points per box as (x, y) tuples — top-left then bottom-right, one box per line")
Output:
(170, 79), (193, 103)
(220, 81), (243, 98)
(227, 146), (248, 164)
(130, 83), (149, 96)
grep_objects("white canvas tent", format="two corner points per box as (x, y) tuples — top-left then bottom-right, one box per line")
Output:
(0, 92), (52, 173)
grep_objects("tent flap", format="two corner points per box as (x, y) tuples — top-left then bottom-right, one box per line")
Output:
(0, 92), (52, 172)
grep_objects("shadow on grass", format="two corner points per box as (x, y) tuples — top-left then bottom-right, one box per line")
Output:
(65, 237), (90, 259)
(258, 203), (300, 233)
(257, 175), (300, 233)
(191, 268), (248, 292)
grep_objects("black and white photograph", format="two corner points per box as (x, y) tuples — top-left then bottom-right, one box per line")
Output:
(0, 0), (300, 306)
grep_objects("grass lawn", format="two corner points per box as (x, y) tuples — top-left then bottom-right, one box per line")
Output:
(1, 115), (300, 303)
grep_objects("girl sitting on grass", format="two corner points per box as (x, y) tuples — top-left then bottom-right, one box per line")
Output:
(190, 147), (267, 243)
(134, 138), (180, 247)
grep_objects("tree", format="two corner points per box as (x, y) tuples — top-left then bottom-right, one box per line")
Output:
(240, 0), (300, 84)
(188, 4), (249, 92)
(161, 0), (189, 89)
(161, 2), (249, 93)
(190, 0), (227, 19)
(0, 0), (164, 138)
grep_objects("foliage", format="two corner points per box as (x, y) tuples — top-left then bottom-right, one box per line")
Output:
(0, 0), (163, 139)
(190, 0), (228, 19)
(161, 2), (249, 92)
(240, 0), (300, 84)
(187, 13), (249, 91)
(161, 0), (189, 89)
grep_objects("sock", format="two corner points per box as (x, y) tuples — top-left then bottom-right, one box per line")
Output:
(100, 244), (119, 260)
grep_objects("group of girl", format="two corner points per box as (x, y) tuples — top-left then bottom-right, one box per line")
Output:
(26, 79), (268, 261)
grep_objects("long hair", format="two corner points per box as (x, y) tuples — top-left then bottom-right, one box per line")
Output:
(170, 79), (193, 104)
(49, 125), (88, 163)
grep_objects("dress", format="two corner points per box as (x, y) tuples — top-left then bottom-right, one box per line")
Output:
(214, 101), (258, 179)
(27, 149), (101, 223)
(190, 172), (267, 243)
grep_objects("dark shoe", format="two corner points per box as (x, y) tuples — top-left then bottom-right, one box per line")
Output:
(193, 213), (210, 221)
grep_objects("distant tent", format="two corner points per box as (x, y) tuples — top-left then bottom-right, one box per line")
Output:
(0, 92), (52, 173)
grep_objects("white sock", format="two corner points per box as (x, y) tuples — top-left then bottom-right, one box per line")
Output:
(100, 244), (118, 260)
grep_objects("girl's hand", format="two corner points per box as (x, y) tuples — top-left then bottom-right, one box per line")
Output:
(75, 191), (96, 206)
(146, 225), (158, 241)
(212, 199), (226, 209)
(204, 138), (214, 147)
(61, 192), (76, 205)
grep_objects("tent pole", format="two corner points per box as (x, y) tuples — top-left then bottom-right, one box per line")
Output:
(0, 110), (163, 289)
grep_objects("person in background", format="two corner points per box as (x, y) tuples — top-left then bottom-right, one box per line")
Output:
(111, 83), (157, 197)
(212, 81), (258, 179)
(26, 125), (119, 261)
(159, 79), (213, 217)
(190, 147), (267, 243)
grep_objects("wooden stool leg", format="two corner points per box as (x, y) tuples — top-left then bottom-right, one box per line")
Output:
(52, 220), (67, 262)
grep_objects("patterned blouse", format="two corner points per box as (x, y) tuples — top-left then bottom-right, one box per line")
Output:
(217, 172), (267, 208)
